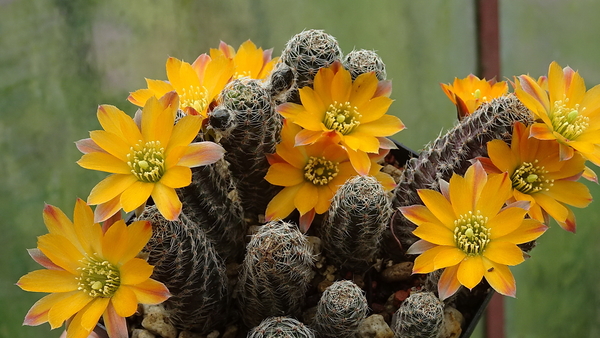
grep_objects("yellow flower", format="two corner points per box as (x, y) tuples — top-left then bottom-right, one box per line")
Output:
(210, 40), (279, 80)
(76, 92), (225, 222)
(515, 61), (600, 164)
(400, 162), (547, 300)
(479, 122), (592, 233)
(440, 74), (508, 119)
(265, 120), (395, 232)
(17, 199), (170, 338)
(128, 53), (235, 118)
(278, 62), (404, 175)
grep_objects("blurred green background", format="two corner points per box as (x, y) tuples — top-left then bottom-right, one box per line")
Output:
(1, 1), (599, 337)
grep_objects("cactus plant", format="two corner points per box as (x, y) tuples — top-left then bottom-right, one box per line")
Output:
(265, 62), (296, 104)
(248, 317), (316, 338)
(236, 220), (315, 328)
(208, 77), (283, 219)
(321, 175), (393, 273)
(342, 49), (387, 80)
(391, 292), (444, 338)
(313, 280), (369, 338)
(136, 205), (229, 334)
(389, 94), (533, 255)
(280, 29), (343, 103)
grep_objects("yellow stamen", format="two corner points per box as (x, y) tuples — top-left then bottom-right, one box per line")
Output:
(323, 101), (361, 135)
(77, 256), (120, 298)
(180, 85), (209, 114)
(453, 210), (490, 256)
(304, 156), (339, 185)
(127, 141), (165, 183)
(551, 100), (589, 140)
(511, 160), (553, 194)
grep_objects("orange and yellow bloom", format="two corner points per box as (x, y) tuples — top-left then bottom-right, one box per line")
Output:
(400, 162), (547, 300)
(479, 122), (592, 232)
(265, 120), (395, 232)
(76, 92), (225, 222)
(210, 40), (278, 80)
(128, 53), (235, 119)
(441, 74), (508, 119)
(515, 61), (600, 164)
(278, 62), (404, 175)
(17, 199), (170, 338)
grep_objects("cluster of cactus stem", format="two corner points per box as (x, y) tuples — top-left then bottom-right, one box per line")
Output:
(321, 175), (393, 273)
(236, 220), (315, 328)
(136, 205), (229, 334)
(391, 292), (445, 338)
(133, 29), (537, 337)
(248, 317), (315, 338)
(312, 280), (369, 338)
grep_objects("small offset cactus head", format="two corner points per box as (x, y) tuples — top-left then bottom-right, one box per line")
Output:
(391, 292), (445, 338)
(313, 280), (369, 338)
(343, 49), (387, 81)
(248, 316), (315, 338)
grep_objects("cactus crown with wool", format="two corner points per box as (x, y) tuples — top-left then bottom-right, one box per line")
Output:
(342, 49), (387, 80)
(321, 175), (393, 273)
(236, 220), (315, 328)
(391, 292), (444, 338)
(313, 280), (369, 338)
(247, 316), (316, 338)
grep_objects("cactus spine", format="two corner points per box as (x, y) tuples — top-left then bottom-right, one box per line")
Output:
(280, 29), (343, 103)
(236, 220), (315, 328)
(342, 49), (387, 81)
(137, 205), (229, 334)
(313, 280), (369, 338)
(208, 78), (283, 218)
(321, 175), (392, 273)
(247, 317), (316, 338)
(391, 292), (444, 338)
(389, 94), (533, 254)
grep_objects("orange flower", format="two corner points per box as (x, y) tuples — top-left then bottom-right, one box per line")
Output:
(515, 61), (600, 163)
(441, 74), (508, 119)
(76, 92), (225, 222)
(17, 199), (170, 338)
(479, 122), (592, 232)
(400, 162), (547, 300)
(265, 120), (395, 232)
(128, 54), (235, 118)
(278, 62), (404, 175)
(210, 40), (279, 80)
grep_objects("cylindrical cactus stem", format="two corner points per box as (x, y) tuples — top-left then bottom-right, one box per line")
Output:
(312, 280), (369, 338)
(388, 94), (533, 254)
(265, 62), (296, 104)
(280, 29), (343, 103)
(246, 317), (315, 338)
(247, 317), (316, 338)
(136, 205), (229, 334)
(391, 292), (445, 338)
(236, 220), (315, 328)
(342, 49), (387, 81)
(208, 77), (283, 219)
(321, 175), (393, 274)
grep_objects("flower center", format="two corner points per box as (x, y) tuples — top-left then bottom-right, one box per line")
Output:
(127, 141), (165, 183)
(180, 85), (209, 114)
(511, 160), (553, 194)
(454, 210), (490, 256)
(323, 101), (361, 135)
(304, 156), (339, 185)
(77, 256), (120, 298)
(233, 70), (252, 79)
(551, 100), (589, 140)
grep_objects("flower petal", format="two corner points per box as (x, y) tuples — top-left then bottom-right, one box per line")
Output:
(102, 220), (129, 265)
(345, 148), (371, 175)
(355, 114), (405, 137)
(103, 302), (128, 338)
(151, 182), (182, 221)
(78, 297), (110, 332)
(406, 240), (437, 255)
(120, 181), (154, 213)
(438, 265), (461, 300)
(27, 248), (62, 270)
(412, 222), (455, 246)
(111, 286), (138, 317)
(166, 114), (202, 152)
(38, 234), (84, 274)
(487, 207), (529, 240)
(483, 241), (525, 266)
(18, 269), (78, 293)
(482, 258), (516, 297)
(177, 142), (225, 168)
(121, 220), (152, 264)
(412, 246), (447, 274)
(48, 291), (93, 329)
(93, 196), (122, 223)
(433, 246), (467, 270)
(265, 163), (305, 187)
(23, 292), (68, 326)
(294, 182), (318, 215)
(87, 174), (137, 206)
(77, 152), (131, 174)
(265, 185), (302, 221)
(129, 279), (171, 305)
(495, 219), (547, 244)
(160, 166), (192, 189)
(417, 189), (456, 228)
(120, 258), (154, 286)
(457, 255), (485, 289)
